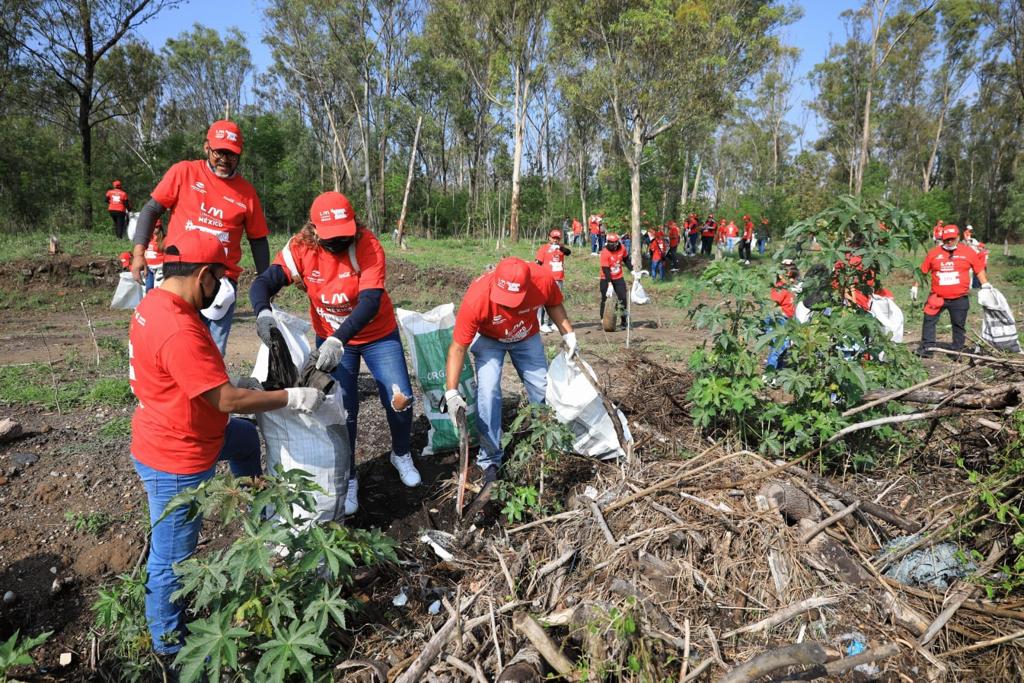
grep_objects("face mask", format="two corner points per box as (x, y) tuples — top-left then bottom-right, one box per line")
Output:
(320, 236), (354, 254)
(607, 243), (620, 251)
(201, 270), (222, 309)
(942, 242), (957, 252)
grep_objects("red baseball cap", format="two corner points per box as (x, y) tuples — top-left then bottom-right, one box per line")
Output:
(940, 225), (960, 240)
(112, 180), (121, 188)
(490, 257), (530, 308)
(549, 229), (562, 239)
(206, 120), (243, 154)
(310, 191), (358, 238)
(164, 230), (230, 267)
(607, 233), (620, 243)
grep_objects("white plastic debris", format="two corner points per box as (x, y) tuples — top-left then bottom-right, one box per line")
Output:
(428, 600), (442, 615)
(392, 590), (408, 607)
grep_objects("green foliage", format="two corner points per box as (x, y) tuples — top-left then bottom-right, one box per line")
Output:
(493, 483), (541, 524)
(92, 570), (153, 681)
(85, 378), (134, 407)
(65, 510), (114, 536)
(496, 403), (574, 522)
(0, 630), (52, 682)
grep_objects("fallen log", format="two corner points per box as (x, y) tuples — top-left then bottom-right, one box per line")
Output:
(512, 612), (576, 679)
(394, 591), (480, 683)
(843, 367), (969, 417)
(496, 645), (543, 682)
(722, 596), (840, 638)
(719, 642), (829, 683)
(860, 383), (1024, 409)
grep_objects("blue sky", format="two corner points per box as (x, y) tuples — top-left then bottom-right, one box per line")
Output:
(136, 0), (860, 143)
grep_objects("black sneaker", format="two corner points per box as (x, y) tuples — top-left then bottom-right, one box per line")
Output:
(483, 465), (499, 484)
(915, 347), (933, 359)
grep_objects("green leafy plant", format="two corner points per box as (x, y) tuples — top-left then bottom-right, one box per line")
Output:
(65, 510), (113, 535)
(0, 630), (52, 683)
(493, 483), (541, 524)
(499, 403), (574, 519)
(92, 468), (397, 682)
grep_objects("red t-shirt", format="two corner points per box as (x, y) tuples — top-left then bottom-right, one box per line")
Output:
(572, 219), (583, 235)
(743, 221), (754, 240)
(770, 285), (795, 318)
(535, 243), (567, 281)
(920, 244), (985, 300)
(668, 225), (681, 247)
(106, 189), (128, 212)
(599, 247), (627, 280)
(726, 222), (739, 238)
(151, 160), (269, 280)
(453, 264), (563, 345)
(274, 228), (397, 344)
(588, 216), (600, 234)
(651, 236), (666, 260)
(129, 288), (230, 474)
(144, 237), (164, 267)
(701, 222), (716, 237)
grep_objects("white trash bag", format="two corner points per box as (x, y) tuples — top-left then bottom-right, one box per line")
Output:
(631, 271), (650, 305)
(110, 272), (144, 310)
(126, 211), (141, 242)
(868, 295), (904, 343)
(200, 277), (236, 321)
(546, 351), (632, 459)
(251, 307), (351, 524)
(978, 286), (1022, 352)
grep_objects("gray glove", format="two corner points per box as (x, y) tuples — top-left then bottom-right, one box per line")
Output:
(315, 336), (345, 372)
(234, 376), (264, 391)
(285, 387), (325, 414)
(443, 389), (467, 429)
(256, 309), (278, 347)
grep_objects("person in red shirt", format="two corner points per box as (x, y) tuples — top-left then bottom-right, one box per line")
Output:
(599, 233), (632, 327)
(685, 213), (699, 256)
(588, 214), (602, 254)
(700, 215), (716, 256)
(250, 192), (421, 514)
(667, 221), (681, 270)
(765, 261), (799, 369)
(725, 220), (740, 253)
(739, 215), (754, 264)
(918, 225), (990, 357)
(756, 217), (770, 255)
(129, 120), (271, 355)
(143, 219), (164, 292)
(535, 229), (572, 332)
(442, 258), (576, 482)
(932, 219), (944, 243)
(650, 230), (667, 281)
(571, 217), (584, 247)
(129, 230), (322, 661)
(105, 180), (130, 239)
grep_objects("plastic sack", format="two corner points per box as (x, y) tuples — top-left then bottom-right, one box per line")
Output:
(631, 272), (650, 305)
(868, 295), (904, 343)
(200, 277), (236, 321)
(252, 311), (350, 524)
(110, 272), (143, 310)
(396, 304), (478, 455)
(546, 351), (631, 459)
(126, 212), (140, 242)
(978, 286), (1021, 352)
(880, 536), (976, 590)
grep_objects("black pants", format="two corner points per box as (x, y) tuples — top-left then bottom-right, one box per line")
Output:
(667, 246), (679, 269)
(700, 236), (713, 256)
(921, 295), (969, 350)
(739, 239), (752, 261)
(600, 278), (628, 322)
(110, 211), (127, 239)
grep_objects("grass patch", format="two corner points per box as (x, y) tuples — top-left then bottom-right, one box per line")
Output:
(98, 415), (132, 440)
(0, 365), (133, 410)
(85, 378), (133, 406)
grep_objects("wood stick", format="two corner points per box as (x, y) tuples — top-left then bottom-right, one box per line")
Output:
(882, 577), (1024, 621)
(682, 658), (712, 682)
(512, 612), (576, 678)
(941, 627), (1024, 656)
(799, 501), (861, 543)
(604, 449), (749, 513)
(719, 642), (829, 683)
(722, 596), (840, 638)
(678, 618), (690, 683)
(488, 598), (503, 672)
(844, 367), (968, 417)
(536, 546), (577, 579)
(394, 591), (480, 683)
(931, 346), (1024, 366)
(80, 301), (101, 367)
(590, 501), (619, 546)
(825, 642), (900, 674)
(919, 543), (1005, 648)
(493, 546), (517, 598)
(507, 509), (582, 534)
(445, 654), (486, 683)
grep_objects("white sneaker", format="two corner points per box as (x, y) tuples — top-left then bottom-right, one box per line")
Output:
(390, 452), (422, 487)
(344, 478), (358, 516)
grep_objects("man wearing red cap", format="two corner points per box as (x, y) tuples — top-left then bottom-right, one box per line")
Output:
(700, 215), (716, 256)
(739, 215), (754, 264)
(535, 228), (572, 332)
(600, 233), (632, 325)
(442, 257), (576, 482)
(918, 224), (990, 357)
(250, 191), (421, 515)
(105, 180), (130, 239)
(129, 229), (322, 664)
(667, 221), (681, 270)
(129, 120), (271, 355)
(571, 217), (583, 247)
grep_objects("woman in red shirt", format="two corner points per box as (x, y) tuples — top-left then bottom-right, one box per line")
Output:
(250, 192), (421, 515)
(599, 234), (632, 327)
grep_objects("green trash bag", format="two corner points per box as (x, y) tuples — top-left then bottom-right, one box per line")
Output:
(396, 304), (478, 455)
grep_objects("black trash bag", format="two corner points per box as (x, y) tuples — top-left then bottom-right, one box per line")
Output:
(263, 326), (298, 390)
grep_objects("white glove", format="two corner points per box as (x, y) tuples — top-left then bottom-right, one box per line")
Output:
(981, 282), (993, 290)
(444, 389), (467, 429)
(285, 387), (325, 414)
(910, 284), (918, 300)
(562, 331), (578, 358)
(315, 336), (345, 371)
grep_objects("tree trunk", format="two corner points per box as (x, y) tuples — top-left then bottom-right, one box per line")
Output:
(395, 115), (422, 248)
(679, 151), (690, 211)
(923, 81), (950, 193)
(690, 156), (702, 203)
(79, 90), (93, 231)
(629, 125), (643, 268)
(509, 69), (529, 243)
(855, 81), (873, 196)
(579, 150), (587, 232)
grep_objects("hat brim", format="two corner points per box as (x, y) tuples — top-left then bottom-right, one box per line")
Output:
(315, 220), (358, 238)
(491, 283), (526, 308)
(206, 137), (243, 155)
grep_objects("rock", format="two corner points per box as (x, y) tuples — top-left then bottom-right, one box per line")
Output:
(59, 652), (73, 667)
(2, 590), (15, 605)
(0, 418), (22, 443)
(12, 452), (38, 467)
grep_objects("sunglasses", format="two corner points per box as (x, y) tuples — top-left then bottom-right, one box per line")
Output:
(209, 148), (239, 160)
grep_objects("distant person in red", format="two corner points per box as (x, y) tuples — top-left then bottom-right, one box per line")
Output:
(650, 229), (667, 281)
(118, 250), (132, 270)
(756, 217), (770, 255)
(129, 230), (322, 665)
(700, 215), (716, 256)
(143, 219), (164, 292)
(106, 180), (130, 239)
(588, 214), (602, 254)
(685, 213), (699, 256)
(443, 258), (576, 483)
(932, 219), (944, 243)
(739, 215), (754, 264)
(600, 234), (632, 327)
(725, 220), (740, 253)
(917, 225), (989, 357)
(249, 191), (422, 514)
(765, 260), (799, 370)
(667, 221), (681, 270)
(571, 217), (584, 247)
(536, 228), (572, 332)
(130, 120), (271, 356)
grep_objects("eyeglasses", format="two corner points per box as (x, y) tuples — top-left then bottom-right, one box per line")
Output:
(209, 148), (239, 160)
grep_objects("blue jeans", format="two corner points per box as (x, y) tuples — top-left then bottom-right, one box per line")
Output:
(687, 233), (699, 255)
(133, 417), (261, 654)
(470, 333), (547, 469)
(319, 328), (414, 471)
(200, 279), (237, 356)
(590, 233), (600, 253)
(651, 258), (665, 281)
(757, 238), (767, 255)
(763, 315), (792, 370)
(144, 269), (154, 293)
